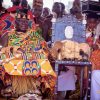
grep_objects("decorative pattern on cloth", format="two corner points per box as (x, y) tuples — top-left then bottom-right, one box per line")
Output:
(3, 60), (23, 75)
(17, 93), (42, 100)
(38, 59), (56, 77)
(23, 60), (40, 76)
(1, 29), (55, 77)
(2, 59), (56, 77)
(0, 13), (15, 36)
(0, 6), (36, 37)
(7, 29), (47, 60)
(52, 15), (86, 43)
(90, 49), (100, 70)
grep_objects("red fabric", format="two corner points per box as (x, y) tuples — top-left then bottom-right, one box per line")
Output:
(90, 49), (100, 70)
(7, 6), (22, 12)
(0, 13), (15, 36)
(86, 37), (94, 47)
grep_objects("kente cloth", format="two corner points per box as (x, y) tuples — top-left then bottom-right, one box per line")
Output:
(0, 13), (15, 36)
(38, 59), (56, 77)
(0, 6), (35, 37)
(1, 29), (56, 78)
(91, 70), (100, 100)
(90, 49), (100, 70)
(3, 60), (23, 75)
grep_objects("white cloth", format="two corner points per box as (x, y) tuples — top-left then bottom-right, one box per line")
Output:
(58, 67), (76, 91)
(91, 70), (100, 100)
(17, 93), (42, 100)
(95, 23), (100, 39)
(94, 23), (100, 44)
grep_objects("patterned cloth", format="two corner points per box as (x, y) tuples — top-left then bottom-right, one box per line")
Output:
(1, 29), (56, 77)
(17, 93), (42, 100)
(90, 49), (100, 70)
(52, 15), (86, 43)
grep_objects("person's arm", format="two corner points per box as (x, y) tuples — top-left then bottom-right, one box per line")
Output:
(42, 22), (49, 41)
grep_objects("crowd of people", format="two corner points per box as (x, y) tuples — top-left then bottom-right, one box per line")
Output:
(0, 0), (100, 100)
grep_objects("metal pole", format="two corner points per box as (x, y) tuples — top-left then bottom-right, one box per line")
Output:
(80, 67), (84, 100)
(54, 62), (59, 99)
(86, 65), (92, 100)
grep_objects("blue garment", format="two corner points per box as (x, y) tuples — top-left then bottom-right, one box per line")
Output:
(52, 15), (86, 43)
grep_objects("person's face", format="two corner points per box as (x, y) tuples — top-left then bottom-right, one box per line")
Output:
(87, 18), (97, 30)
(15, 18), (28, 32)
(52, 3), (60, 15)
(43, 8), (49, 17)
(34, 7), (42, 17)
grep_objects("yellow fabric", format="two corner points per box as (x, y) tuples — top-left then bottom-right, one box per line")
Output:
(38, 59), (56, 77)
(3, 59), (56, 77)
(3, 60), (24, 75)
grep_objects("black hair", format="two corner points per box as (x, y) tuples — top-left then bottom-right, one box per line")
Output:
(0, 0), (3, 5)
(0, 0), (3, 3)
(21, 0), (27, 6)
(59, 2), (65, 12)
(87, 13), (99, 19)
(52, 2), (65, 18)
(53, 2), (65, 12)
(11, 0), (20, 6)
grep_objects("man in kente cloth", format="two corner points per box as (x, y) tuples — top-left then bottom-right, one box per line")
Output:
(0, 3), (56, 99)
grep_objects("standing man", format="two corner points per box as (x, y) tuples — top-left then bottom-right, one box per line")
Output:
(41, 7), (53, 42)
(32, 0), (52, 42)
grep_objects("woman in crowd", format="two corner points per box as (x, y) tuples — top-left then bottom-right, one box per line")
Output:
(86, 13), (100, 100)
(86, 13), (98, 48)
(90, 22), (100, 100)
